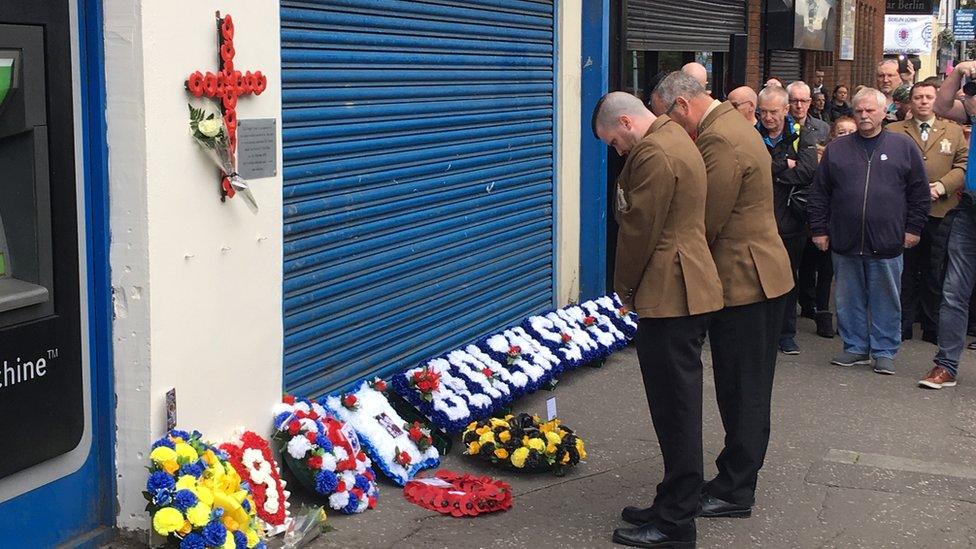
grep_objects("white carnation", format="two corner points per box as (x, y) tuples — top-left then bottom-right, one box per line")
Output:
(294, 402), (311, 413)
(271, 403), (292, 417)
(286, 436), (312, 460)
(333, 447), (348, 461)
(311, 402), (328, 417)
(299, 418), (318, 432)
(329, 491), (349, 510)
(320, 454), (337, 472)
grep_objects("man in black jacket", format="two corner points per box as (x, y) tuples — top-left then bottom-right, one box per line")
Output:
(757, 85), (818, 355)
(808, 87), (929, 375)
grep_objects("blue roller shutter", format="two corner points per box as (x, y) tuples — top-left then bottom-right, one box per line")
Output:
(280, 0), (557, 397)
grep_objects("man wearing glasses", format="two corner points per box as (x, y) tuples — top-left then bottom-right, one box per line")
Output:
(728, 86), (759, 125)
(787, 81), (829, 145)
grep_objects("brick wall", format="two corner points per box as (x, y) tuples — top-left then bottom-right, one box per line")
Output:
(746, 0), (886, 92)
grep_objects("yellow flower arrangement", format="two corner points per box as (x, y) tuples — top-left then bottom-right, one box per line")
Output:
(145, 430), (265, 548)
(461, 413), (587, 475)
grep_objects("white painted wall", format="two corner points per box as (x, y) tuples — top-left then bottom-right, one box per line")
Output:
(556, 0), (583, 306)
(105, 0), (283, 534)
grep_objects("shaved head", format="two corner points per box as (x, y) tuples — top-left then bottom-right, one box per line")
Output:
(682, 62), (708, 87)
(591, 91), (650, 136)
(591, 91), (656, 156)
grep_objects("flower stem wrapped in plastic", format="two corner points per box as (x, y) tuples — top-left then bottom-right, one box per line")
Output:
(188, 103), (258, 213)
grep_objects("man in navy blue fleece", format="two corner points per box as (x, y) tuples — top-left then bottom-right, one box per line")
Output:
(808, 87), (930, 375)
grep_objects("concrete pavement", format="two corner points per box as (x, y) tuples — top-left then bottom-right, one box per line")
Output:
(310, 318), (976, 548)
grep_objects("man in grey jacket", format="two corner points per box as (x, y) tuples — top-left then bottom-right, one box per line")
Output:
(787, 81), (829, 145)
(808, 87), (930, 375)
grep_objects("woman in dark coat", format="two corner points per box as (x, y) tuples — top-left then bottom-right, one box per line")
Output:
(824, 85), (853, 122)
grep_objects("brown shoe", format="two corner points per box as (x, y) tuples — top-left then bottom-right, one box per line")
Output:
(918, 366), (957, 389)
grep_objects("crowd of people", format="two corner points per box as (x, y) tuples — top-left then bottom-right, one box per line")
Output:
(590, 57), (976, 548)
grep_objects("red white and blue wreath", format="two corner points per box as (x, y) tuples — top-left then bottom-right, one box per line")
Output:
(325, 380), (440, 486)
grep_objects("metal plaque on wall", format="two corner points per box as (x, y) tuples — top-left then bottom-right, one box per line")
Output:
(237, 118), (277, 179)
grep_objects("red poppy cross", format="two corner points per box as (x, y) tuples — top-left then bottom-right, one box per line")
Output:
(184, 11), (267, 201)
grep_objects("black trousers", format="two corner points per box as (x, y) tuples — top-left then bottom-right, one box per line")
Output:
(902, 216), (946, 335)
(779, 234), (806, 340)
(634, 313), (711, 535)
(798, 241), (833, 313)
(706, 295), (787, 506)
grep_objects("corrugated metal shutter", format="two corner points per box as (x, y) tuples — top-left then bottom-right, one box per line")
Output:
(626, 0), (746, 52)
(767, 50), (803, 85)
(280, 0), (557, 398)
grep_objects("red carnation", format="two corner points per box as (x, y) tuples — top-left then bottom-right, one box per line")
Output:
(336, 480), (347, 493)
(283, 394), (296, 405)
(409, 425), (423, 442)
(395, 451), (412, 466)
(287, 420), (301, 436)
(583, 315), (596, 327)
(368, 496), (377, 508)
(364, 470), (375, 481)
(373, 378), (387, 392)
(561, 332), (573, 343)
(307, 455), (323, 469)
(305, 431), (317, 444)
(295, 410), (308, 420)
(482, 367), (494, 379)
(508, 345), (521, 356)
(342, 394), (358, 409)
(308, 411), (319, 420)
(351, 487), (364, 499)
(357, 451), (367, 462)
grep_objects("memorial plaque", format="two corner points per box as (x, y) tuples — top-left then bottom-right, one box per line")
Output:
(237, 118), (277, 179)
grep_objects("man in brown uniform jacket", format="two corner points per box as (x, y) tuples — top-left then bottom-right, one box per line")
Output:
(887, 80), (968, 343)
(648, 72), (794, 519)
(593, 91), (724, 548)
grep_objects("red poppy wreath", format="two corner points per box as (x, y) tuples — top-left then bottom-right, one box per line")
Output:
(403, 470), (512, 517)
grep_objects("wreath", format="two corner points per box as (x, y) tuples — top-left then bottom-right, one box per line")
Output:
(403, 470), (513, 517)
(219, 432), (290, 531)
(462, 413), (586, 476)
(271, 396), (378, 514)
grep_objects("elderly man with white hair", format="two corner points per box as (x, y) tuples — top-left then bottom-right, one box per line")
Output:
(808, 87), (930, 375)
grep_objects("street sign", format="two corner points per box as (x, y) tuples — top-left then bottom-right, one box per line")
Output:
(956, 9), (976, 41)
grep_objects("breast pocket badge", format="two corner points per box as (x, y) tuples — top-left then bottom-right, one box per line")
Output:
(940, 139), (953, 155)
(616, 185), (629, 212)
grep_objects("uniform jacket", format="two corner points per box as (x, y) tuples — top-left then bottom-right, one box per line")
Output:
(808, 131), (930, 258)
(886, 118), (968, 218)
(695, 102), (795, 307)
(758, 117), (819, 236)
(613, 115), (724, 319)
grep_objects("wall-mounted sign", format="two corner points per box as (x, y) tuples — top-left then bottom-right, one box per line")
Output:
(956, 10), (976, 42)
(839, 0), (856, 60)
(885, 14), (933, 54)
(886, 0), (933, 15)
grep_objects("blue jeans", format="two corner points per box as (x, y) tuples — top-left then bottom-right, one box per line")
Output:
(832, 253), (903, 359)
(935, 208), (976, 377)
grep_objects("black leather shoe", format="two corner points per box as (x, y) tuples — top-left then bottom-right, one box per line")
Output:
(800, 307), (816, 320)
(699, 494), (752, 518)
(621, 505), (658, 526)
(612, 523), (696, 548)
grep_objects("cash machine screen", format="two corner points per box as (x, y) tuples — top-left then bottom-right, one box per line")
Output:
(0, 7), (86, 479)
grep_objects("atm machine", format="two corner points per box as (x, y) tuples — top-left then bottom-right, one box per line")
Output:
(0, 6), (85, 480)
